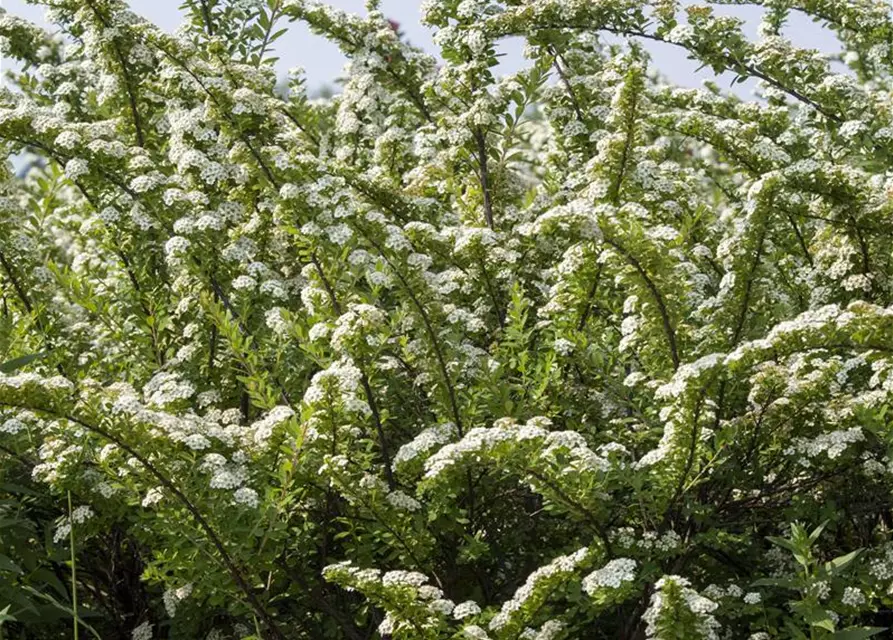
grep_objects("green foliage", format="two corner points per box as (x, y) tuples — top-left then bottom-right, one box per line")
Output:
(1, 0), (893, 639)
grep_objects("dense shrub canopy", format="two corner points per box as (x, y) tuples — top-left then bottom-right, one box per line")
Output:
(2, 0), (893, 638)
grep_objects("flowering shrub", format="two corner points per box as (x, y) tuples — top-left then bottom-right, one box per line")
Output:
(2, 0), (893, 638)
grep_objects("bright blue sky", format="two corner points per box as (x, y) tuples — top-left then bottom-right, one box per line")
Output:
(4, 0), (841, 95)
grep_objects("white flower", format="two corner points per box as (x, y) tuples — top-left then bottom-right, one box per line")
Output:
(233, 486), (259, 508)
(842, 586), (865, 607)
(265, 307), (289, 335)
(429, 598), (455, 615)
(489, 548), (588, 631)
(839, 120), (866, 138)
(210, 466), (247, 489)
(64, 158), (89, 180)
(667, 25), (694, 44)
(386, 490), (422, 512)
(183, 434), (210, 450)
(0, 418), (26, 434)
(463, 625), (491, 639)
(812, 580), (831, 601)
(132, 622), (153, 640)
(232, 275), (257, 291)
(554, 338), (574, 356)
(583, 558), (637, 594)
(163, 583), (193, 617)
(308, 322), (331, 342)
(71, 506), (94, 523)
(377, 614), (395, 636)
(249, 405), (295, 446)
(326, 223), (353, 245)
(381, 570), (429, 588)
(54, 130), (80, 149)
(142, 487), (164, 508)
(642, 576), (719, 639)
(53, 522), (71, 543)
(165, 236), (191, 259)
(453, 601), (482, 619)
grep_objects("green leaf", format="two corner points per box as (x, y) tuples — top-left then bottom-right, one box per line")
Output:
(0, 604), (17, 625)
(832, 628), (887, 639)
(799, 603), (835, 631)
(21, 587), (103, 639)
(0, 352), (47, 373)
(793, 552), (810, 568)
(0, 554), (22, 574)
(766, 536), (798, 553)
(0, 483), (41, 497)
(809, 520), (829, 543)
(784, 619), (809, 639)
(257, 9), (270, 30)
(825, 549), (862, 575)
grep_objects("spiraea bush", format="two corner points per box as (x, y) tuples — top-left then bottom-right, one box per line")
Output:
(1, 0), (893, 638)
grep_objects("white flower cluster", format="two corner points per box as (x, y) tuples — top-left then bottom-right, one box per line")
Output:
(233, 486), (259, 508)
(265, 307), (290, 336)
(869, 544), (893, 580)
(304, 357), (369, 416)
(453, 600), (481, 620)
(520, 620), (564, 640)
(786, 427), (864, 462)
(142, 487), (164, 508)
(842, 586), (865, 607)
(0, 372), (74, 396)
(582, 557), (637, 594)
(142, 372), (195, 408)
(423, 417), (614, 482)
(0, 410), (35, 434)
(489, 547), (589, 632)
(642, 575), (720, 640)
(163, 582), (193, 617)
(323, 558), (448, 635)
(53, 505), (94, 543)
(385, 489), (422, 512)
(248, 405), (295, 448)
(394, 422), (457, 467)
(381, 570), (429, 588)
(131, 622), (153, 640)
(330, 303), (386, 351)
(655, 353), (725, 401)
(610, 528), (682, 555)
